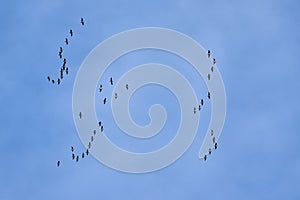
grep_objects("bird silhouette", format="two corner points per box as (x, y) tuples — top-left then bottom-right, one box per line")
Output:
(99, 85), (103, 92)
(126, 84), (128, 90)
(57, 78), (60, 85)
(114, 93), (118, 99)
(208, 74), (211, 80)
(79, 112), (82, 119)
(65, 38), (69, 45)
(101, 126), (104, 132)
(211, 66), (214, 72)
(72, 153), (75, 160)
(57, 160), (60, 167)
(82, 153), (85, 158)
(208, 92), (211, 99)
(110, 77), (113, 85)
(52, 80), (55, 84)
(103, 98), (107, 104)
(213, 58), (216, 64)
(86, 149), (89, 156)
(204, 155), (207, 161)
(76, 155), (79, 162)
(70, 29), (73, 37)
(81, 18), (85, 26)
(208, 50), (211, 58)
(214, 143), (218, 149)
(201, 99), (204, 106)
(47, 76), (50, 82)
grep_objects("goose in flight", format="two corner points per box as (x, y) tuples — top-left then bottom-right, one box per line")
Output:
(86, 149), (89, 156)
(81, 18), (84, 26)
(47, 76), (50, 82)
(201, 99), (204, 106)
(207, 50), (211, 58)
(114, 93), (118, 99)
(57, 160), (60, 167)
(70, 29), (73, 37)
(103, 98), (107, 104)
(208, 92), (211, 99)
(82, 153), (85, 158)
(99, 85), (103, 92)
(76, 155), (79, 162)
(213, 58), (216, 65)
(110, 77), (113, 85)
(126, 84), (128, 90)
(79, 112), (82, 119)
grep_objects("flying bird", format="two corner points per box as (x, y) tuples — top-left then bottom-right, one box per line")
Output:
(99, 85), (103, 92)
(93, 130), (96, 135)
(65, 38), (69, 45)
(126, 84), (128, 90)
(72, 153), (75, 160)
(57, 78), (60, 85)
(201, 99), (204, 106)
(81, 18), (85, 26)
(101, 126), (104, 132)
(208, 50), (211, 58)
(208, 148), (212, 155)
(91, 136), (94, 142)
(211, 66), (214, 72)
(98, 121), (102, 127)
(70, 29), (73, 37)
(198, 105), (201, 111)
(71, 146), (74, 152)
(79, 112), (82, 119)
(214, 143), (218, 150)
(86, 149), (89, 156)
(66, 67), (69, 75)
(76, 155), (79, 162)
(103, 98), (107, 104)
(207, 92), (211, 99)
(110, 77), (113, 85)
(213, 58), (216, 64)
(57, 160), (60, 167)
(204, 155), (207, 161)
(208, 74), (211, 80)
(114, 93), (118, 99)
(194, 107), (196, 114)
(52, 79), (55, 84)
(82, 153), (85, 158)
(88, 142), (91, 149)
(47, 76), (50, 81)
(59, 52), (62, 59)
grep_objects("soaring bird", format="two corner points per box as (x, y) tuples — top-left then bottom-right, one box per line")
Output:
(110, 77), (113, 85)
(213, 58), (216, 64)
(72, 153), (75, 160)
(98, 121), (102, 127)
(126, 84), (128, 90)
(198, 105), (201, 111)
(65, 38), (69, 45)
(88, 142), (91, 149)
(70, 29), (73, 37)
(81, 18), (84, 26)
(208, 92), (211, 99)
(103, 98), (107, 104)
(57, 78), (60, 85)
(52, 79), (55, 84)
(214, 143), (218, 150)
(57, 161), (60, 167)
(47, 76), (50, 81)
(101, 126), (104, 132)
(99, 85), (103, 92)
(66, 67), (69, 75)
(71, 146), (74, 152)
(194, 107), (196, 114)
(201, 99), (204, 106)
(208, 50), (211, 58)
(211, 66), (214, 72)
(82, 153), (85, 158)
(204, 155), (207, 161)
(208, 74), (211, 80)
(93, 130), (96, 135)
(114, 93), (118, 99)
(76, 155), (79, 162)
(86, 149), (89, 156)
(59, 52), (62, 59)
(79, 112), (82, 119)
(208, 148), (212, 155)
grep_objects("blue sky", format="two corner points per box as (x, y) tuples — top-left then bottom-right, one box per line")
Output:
(0, 0), (300, 199)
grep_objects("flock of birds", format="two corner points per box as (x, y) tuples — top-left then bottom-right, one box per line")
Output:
(47, 18), (85, 87)
(53, 23), (218, 167)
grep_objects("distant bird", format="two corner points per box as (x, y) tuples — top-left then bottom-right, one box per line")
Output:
(65, 38), (69, 45)
(60, 71), (63, 80)
(57, 160), (60, 167)
(82, 153), (85, 158)
(198, 105), (201, 111)
(103, 98), (107, 104)
(208, 92), (211, 99)
(212, 137), (216, 144)
(57, 78), (60, 85)
(59, 52), (62, 59)
(213, 58), (216, 65)
(86, 149), (89, 156)
(47, 76), (50, 81)
(72, 153), (75, 160)
(76, 155), (79, 162)
(79, 112), (82, 119)
(71, 146), (74, 152)
(204, 155), (207, 161)
(59, 47), (63, 53)
(110, 77), (113, 85)
(201, 99), (204, 106)
(114, 93), (118, 99)
(66, 67), (69, 75)
(208, 148), (212, 155)
(208, 50), (211, 58)
(194, 107), (196, 114)
(91, 136), (94, 142)
(63, 58), (67, 66)
(88, 142), (91, 149)
(210, 129), (214, 136)
(70, 29), (73, 37)
(208, 74), (211, 80)
(126, 84), (128, 90)
(98, 121), (102, 127)
(80, 17), (85, 26)
(214, 143), (218, 150)
(99, 85), (103, 92)
(101, 126), (104, 132)
(52, 79), (55, 84)
(211, 66), (214, 72)
(93, 130), (96, 135)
